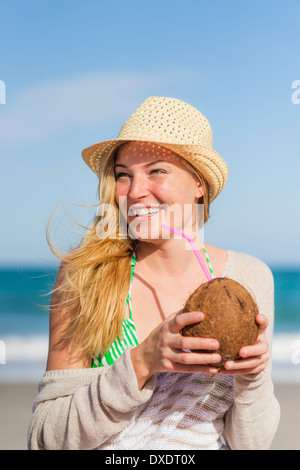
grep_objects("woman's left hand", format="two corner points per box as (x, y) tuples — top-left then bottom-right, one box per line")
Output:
(219, 313), (270, 375)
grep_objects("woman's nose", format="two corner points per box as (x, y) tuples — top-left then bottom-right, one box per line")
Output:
(128, 175), (150, 200)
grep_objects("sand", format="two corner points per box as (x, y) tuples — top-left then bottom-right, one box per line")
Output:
(0, 382), (299, 450)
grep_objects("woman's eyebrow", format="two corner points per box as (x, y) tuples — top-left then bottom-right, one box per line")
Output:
(114, 159), (168, 169)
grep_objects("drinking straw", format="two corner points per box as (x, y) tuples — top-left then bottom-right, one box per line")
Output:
(201, 245), (215, 280)
(161, 224), (212, 282)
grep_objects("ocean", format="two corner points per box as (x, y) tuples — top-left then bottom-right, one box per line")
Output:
(0, 265), (299, 384)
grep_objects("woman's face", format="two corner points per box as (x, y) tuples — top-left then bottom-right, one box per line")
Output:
(114, 141), (204, 241)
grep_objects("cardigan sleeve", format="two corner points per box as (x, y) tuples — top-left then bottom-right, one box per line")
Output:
(222, 252), (280, 450)
(27, 347), (155, 450)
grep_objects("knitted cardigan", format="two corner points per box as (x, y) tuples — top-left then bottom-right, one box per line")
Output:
(27, 251), (280, 450)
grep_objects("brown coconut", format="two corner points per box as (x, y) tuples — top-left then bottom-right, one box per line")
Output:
(181, 277), (260, 368)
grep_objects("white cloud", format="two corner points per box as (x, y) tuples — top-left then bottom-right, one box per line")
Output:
(0, 71), (170, 145)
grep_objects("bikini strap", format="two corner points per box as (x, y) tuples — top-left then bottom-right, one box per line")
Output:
(202, 244), (215, 279)
(125, 252), (136, 318)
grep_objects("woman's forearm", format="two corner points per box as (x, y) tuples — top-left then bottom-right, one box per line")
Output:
(27, 347), (155, 450)
(223, 363), (280, 450)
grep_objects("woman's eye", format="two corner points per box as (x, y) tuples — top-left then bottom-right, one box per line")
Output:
(115, 172), (131, 179)
(150, 168), (166, 174)
(115, 169), (167, 179)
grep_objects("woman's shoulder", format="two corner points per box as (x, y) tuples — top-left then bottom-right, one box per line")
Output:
(225, 249), (273, 279)
(223, 250), (274, 313)
(205, 244), (273, 283)
(223, 250), (275, 333)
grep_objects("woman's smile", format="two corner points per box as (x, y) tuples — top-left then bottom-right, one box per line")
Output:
(128, 205), (165, 220)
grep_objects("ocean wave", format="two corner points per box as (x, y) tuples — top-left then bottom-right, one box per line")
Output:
(2, 334), (48, 362)
(272, 332), (300, 364)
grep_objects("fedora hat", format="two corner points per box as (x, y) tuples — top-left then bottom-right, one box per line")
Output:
(82, 96), (229, 202)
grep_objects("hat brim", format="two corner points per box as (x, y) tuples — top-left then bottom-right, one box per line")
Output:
(82, 138), (228, 202)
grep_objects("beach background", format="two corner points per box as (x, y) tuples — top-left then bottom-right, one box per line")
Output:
(1, 0), (300, 450)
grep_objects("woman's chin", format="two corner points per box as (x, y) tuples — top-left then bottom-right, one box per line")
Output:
(128, 224), (163, 241)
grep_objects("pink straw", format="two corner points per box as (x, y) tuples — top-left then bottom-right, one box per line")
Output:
(161, 224), (212, 282)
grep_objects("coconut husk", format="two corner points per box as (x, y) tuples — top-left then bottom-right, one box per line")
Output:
(181, 277), (259, 368)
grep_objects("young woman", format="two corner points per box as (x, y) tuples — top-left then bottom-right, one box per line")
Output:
(28, 96), (280, 450)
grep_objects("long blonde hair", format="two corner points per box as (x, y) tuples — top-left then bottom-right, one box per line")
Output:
(47, 147), (211, 360)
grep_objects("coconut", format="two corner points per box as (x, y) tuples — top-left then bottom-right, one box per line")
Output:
(181, 277), (259, 368)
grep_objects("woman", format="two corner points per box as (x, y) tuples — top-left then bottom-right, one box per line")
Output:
(28, 96), (280, 450)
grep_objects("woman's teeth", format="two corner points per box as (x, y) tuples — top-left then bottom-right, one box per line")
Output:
(131, 208), (161, 216)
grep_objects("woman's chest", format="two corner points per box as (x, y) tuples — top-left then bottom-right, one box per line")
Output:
(129, 274), (204, 343)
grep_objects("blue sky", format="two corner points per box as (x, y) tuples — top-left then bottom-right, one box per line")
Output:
(0, 0), (299, 267)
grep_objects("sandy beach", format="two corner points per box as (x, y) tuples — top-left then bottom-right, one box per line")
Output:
(0, 382), (299, 450)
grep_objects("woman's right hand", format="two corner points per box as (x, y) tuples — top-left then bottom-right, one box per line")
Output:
(130, 310), (221, 389)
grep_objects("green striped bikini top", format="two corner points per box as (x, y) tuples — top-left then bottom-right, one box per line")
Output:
(92, 246), (215, 368)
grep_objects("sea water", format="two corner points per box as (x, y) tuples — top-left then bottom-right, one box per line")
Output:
(0, 265), (299, 383)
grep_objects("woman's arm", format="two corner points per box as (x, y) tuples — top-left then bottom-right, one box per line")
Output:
(28, 262), (155, 450)
(28, 348), (155, 450)
(223, 361), (280, 450)
(46, 261), (90, 371)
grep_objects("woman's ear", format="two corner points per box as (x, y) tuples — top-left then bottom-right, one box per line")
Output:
(195, 180), (205, 198)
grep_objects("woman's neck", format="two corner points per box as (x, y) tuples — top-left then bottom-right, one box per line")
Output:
(134, 231), (208, 280)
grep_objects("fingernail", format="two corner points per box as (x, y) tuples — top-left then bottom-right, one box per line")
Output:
(213, 354), (221, 362)
(210, 341), (218, 349)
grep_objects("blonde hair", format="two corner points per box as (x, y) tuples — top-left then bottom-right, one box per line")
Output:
(47, 147), (211, 360)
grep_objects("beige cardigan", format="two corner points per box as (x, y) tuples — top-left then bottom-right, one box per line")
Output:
(27, 251), (280, 450)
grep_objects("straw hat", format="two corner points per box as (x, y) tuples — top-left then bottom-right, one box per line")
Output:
(82, 96), (229, 202)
